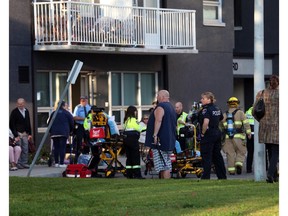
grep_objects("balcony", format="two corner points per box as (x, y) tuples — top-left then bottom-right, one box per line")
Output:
(33, 1), (198, 54)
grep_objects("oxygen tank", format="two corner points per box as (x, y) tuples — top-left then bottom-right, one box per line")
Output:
(227, 113), (234, 138)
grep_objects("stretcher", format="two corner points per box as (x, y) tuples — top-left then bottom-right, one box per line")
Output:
(171, 124), (203, 178)
(97, 134), (127, 178)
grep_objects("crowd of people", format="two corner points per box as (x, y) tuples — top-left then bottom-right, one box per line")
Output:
(9, 75), (279, 183)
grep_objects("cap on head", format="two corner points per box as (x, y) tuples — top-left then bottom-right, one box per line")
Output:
(80, 95), (88, 100)
(227, 97), (240, 107)
(91, 105), (104, 113)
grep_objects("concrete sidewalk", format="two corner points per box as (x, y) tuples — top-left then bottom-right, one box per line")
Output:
(9, 155), (255, 180)
(9, 165), (65, 178)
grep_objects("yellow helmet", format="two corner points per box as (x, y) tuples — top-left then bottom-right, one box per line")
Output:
(227, 97), (240, 107)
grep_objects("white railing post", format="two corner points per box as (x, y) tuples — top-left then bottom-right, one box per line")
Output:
(33, 2), (38, 44)
(67, 0), (72, 45)
(192, 12), (196, 50)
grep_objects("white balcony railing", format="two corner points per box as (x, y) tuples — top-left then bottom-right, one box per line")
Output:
(33, 1), (197, 51)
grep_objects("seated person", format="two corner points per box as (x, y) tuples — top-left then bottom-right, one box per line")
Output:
(9, 129), (21, 171)
(77, 145), (91, 166)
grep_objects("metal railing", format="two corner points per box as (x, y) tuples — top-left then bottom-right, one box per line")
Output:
(33, 1), (196, 50)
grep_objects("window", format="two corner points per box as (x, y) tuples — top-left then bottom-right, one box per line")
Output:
(36, 71), (70, 132)
(35, 70), (157, 131)
(109, 71), (158, 125)
(234, 0), (242, 30)
(203, 0), (225, 26)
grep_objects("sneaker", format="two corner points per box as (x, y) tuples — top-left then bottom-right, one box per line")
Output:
(17, 164), (25, 169)
(54, 163), (59, 168)
(22, 164), (30, 169)
(10, 166), (18, 171)
(59, 164), (67, 168)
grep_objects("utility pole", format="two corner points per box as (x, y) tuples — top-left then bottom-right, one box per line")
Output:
(253, 0), (266, 181)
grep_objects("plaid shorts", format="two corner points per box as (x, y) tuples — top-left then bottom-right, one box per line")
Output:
(152, 149), (172, 173)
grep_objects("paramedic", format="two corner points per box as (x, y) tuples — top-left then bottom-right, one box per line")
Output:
(175, 102), (188, 150)
(145, 90), (177, 179)
(221, 97), (251, 175)
(73, 96), (91, 162)
(245, 106), (254, 173)
(83, 106), (107, 178)
(198, 92), (226, 180)
(123, 106), (145, 179)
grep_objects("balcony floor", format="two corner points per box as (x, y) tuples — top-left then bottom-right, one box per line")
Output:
(33, 44), (199, 55)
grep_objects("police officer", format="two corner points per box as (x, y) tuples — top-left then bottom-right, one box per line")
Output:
(198, 92), (227, 180)
(73, 96), (91, 162)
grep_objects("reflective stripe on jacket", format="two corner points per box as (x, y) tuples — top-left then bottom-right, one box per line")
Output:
(176, 112), (188, 135)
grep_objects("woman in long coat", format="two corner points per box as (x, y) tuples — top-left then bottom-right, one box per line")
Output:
(253, 75), (279, 183)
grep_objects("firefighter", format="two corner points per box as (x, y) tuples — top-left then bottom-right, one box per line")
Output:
(221, 97), (252, 175)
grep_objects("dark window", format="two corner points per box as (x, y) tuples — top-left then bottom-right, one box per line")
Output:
(18, 66), (30, 83)
(234, 0), (242, 27)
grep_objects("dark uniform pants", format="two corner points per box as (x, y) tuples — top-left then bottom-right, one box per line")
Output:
(200, 132), (227, 179)
(123, 132), (141, 178)
(74, 124), (88, 162)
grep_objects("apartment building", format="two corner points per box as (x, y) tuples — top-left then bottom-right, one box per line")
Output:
(9, 0), (247, 143)
(233, 0), (279, 111)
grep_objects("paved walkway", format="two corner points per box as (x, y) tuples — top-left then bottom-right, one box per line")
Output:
(9, 156), (255, 180)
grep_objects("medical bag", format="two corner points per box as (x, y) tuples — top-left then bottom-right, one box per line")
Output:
(89, 127), (106, 139)
(64, 164), (92, 178)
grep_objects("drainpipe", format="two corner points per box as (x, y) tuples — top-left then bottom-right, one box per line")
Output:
(253, 0), (266, 181)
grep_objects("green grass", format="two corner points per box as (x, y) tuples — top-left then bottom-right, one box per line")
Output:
(9, 177), (278, 216)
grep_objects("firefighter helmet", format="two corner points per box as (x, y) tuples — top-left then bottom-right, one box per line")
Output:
(227, 97), (240, 107)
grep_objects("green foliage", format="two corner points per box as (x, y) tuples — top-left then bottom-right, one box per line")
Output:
(28, 144), (51, 165)
(9, 178), (278, 216)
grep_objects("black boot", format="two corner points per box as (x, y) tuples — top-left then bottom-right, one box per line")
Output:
(126, 169), (133, 179)
(133, 168), (145, 179)
(91, 171), (102, 178)
(266, 175), (274, 183)
(236, 165), (242, 175)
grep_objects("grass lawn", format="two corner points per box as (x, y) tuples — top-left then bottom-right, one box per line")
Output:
(9, 177), (279, 216)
